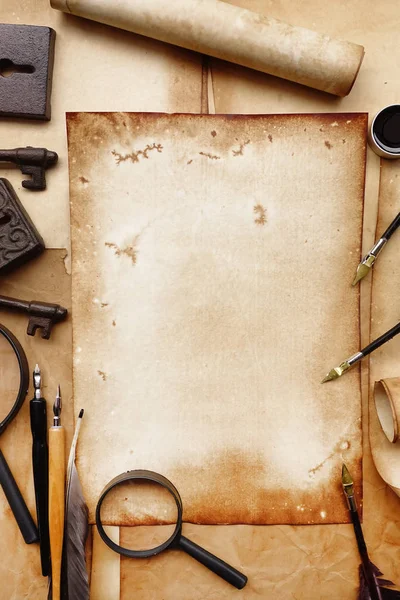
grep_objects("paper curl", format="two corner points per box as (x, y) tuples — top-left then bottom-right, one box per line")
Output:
(50, 0), (364, 97)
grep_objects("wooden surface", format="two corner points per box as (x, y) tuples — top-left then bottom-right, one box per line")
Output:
(0, 0), (399, 598)
(49, 425), (66, 600)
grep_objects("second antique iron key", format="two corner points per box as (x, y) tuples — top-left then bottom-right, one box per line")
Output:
(0, 294), (67, 339)
(0, 147), (58, 191)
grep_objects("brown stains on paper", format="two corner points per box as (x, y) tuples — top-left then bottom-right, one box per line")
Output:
(199, 151), (220, 160)
(97, 370), (107, 381)
(308, 438), (351, 478)
(232, 140), (250, 156)
(170, 449), (361, 526)
(253, 203), (267, 225)
(325, 140), (333, 149)
(105, 237), (139, 265)
(112, 143), (163, 165)
(98, 447), (361, 527)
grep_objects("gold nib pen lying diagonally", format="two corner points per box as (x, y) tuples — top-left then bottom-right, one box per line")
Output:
(322, 320), (400, 383)
(352, 252), (379, 286)
(341, 464), (383, 600)
(352, 211), (400, 286)
(321, 353), (362, 383)
(341, 463), (355, 508)
(341, 465), (400, 600)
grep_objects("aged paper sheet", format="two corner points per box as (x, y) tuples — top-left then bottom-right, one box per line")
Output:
(68, 111), (365, 526)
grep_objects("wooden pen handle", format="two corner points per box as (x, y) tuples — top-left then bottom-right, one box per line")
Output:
(49, 426), (66, 600)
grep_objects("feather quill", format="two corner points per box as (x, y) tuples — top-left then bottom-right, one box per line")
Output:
(61, 409), (89, 600)
(358, 563), (400, 600)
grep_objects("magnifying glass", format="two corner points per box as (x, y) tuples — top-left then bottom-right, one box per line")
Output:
(0, 324), (38, 543)
(96, 470), (248, 590)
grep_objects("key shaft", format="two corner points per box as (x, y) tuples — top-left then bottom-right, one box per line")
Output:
(0, 294), (67, 339)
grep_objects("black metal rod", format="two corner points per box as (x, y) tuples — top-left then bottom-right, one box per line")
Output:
(0, 294), (29, 313)
(382, 211), (400, 241)
(31, 395), (50, 576)
(350, 510), (382, 600)
(0, 448), (38, 544)
(179, 535), (247, 589)
(362, 321), (400, 357)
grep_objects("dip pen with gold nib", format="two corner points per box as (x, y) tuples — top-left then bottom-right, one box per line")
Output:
(352, 211), (400, 285)
(48, 385), (66, 600)
(341, 464), (400, 599)
(322, 320), (400, 383)
(30, 365), (50, 577)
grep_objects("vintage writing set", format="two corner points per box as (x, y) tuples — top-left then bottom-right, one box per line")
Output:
(1, 1), (400, 598)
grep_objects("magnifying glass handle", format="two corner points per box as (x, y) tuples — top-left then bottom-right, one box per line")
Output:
(179, 535), (247, 589)
(0, 448), (39, 544)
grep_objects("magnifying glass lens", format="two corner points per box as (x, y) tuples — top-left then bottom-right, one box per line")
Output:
(0, 333), (21, 424)
(100, 479), (179, 551)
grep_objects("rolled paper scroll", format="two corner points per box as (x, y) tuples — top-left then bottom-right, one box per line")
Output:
(50, 0), (364, 97)
(375, 379), (400, 444)
(370, 379), (400, 497)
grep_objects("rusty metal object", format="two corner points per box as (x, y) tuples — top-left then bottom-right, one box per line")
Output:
(0, 147), (58, 190)
(0, 178), (45, 274)
(0, 294), (67, 339)
(0, 24), (56, 120)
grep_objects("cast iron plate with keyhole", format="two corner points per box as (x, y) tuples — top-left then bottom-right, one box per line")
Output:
(0, 24), (56, 120)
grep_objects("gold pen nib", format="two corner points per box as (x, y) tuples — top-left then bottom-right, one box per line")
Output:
(352, 254), (376, 286)
(321, 360), (351, 383)
(341, 463), (354, 497)
(53, 385), (62, 425)
(352, 262), (371, 286)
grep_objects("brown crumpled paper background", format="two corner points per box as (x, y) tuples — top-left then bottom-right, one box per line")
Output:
(0, 0), (400, 598)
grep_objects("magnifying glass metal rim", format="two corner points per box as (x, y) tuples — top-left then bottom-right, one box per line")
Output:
(0, 323), (38, 544)
(95, 469), (183, 558)
(0, 323), (29, 435)
(95, 469), (248, 589)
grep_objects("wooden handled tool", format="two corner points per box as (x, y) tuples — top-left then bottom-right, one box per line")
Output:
(49, 385), (65, 600)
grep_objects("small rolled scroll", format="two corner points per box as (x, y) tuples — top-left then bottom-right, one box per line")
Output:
(374, 378), (400, 444)
(51, 0), (364, 97)
(370, 378), (400, 498)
